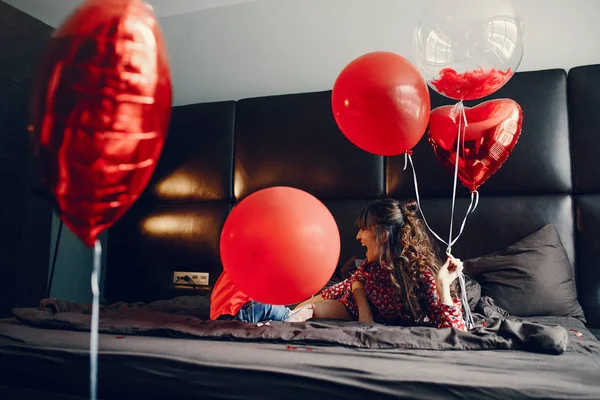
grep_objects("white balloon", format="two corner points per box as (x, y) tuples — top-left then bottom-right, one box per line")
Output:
(415, 0), (524, 100)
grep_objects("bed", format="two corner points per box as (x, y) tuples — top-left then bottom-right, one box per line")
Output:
(2, 65), (600, 399)
(0, 311), (599, 399)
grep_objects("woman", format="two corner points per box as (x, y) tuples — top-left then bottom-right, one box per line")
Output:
(295, 198), (467, 330)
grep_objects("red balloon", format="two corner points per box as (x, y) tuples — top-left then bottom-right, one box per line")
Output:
(428, 99), (523, 192)
(331, 51), (431, 156)
(220, 187), (340, 305)
(29, 0), (172, 247)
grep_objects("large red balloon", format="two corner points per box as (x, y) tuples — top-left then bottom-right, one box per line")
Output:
(331, 51), (431, 156)
(220, 187), (340, 305)
(428, 99), (523, 192)
(29, 0), (172, 247)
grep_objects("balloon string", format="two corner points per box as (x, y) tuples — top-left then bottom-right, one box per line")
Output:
(404, 153), (447, 246)
(447, 101), (468, 254)
(404, 100), (478, 329)
(447, 101), (475, 329)
(405, 152), (477, 329)
(403, 153), (478, 251)
(458, 272), (475, 329)
(90, 240), (102, 400)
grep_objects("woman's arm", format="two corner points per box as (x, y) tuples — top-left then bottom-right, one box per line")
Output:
(436, 280), (454, 307)
(293, 294), (324, 310)
(293, 276), (351, 310)
(436, 254), (464, 307)
(419, 256), (467, 331)
(351, 280), (374, 323)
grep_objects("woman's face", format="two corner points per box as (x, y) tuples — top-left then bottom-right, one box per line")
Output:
(356, 228), (380, 262)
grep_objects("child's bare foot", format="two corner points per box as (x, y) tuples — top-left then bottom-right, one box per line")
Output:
(285, 304), (314, 322)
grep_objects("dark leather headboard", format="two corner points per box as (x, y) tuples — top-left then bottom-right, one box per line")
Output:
(569, 65), (600, 327)
(105, 65), (600, 328)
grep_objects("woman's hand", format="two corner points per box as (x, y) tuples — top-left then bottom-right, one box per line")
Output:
(436, 254), (464, 307)
(437, 254), (464, 287)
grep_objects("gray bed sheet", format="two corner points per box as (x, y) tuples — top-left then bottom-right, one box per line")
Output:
(1, 316), (599, 400)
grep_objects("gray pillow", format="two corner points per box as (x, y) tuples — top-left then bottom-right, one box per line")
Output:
(464, 224), (586, 322)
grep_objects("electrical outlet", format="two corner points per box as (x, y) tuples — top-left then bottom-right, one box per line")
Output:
(173, 271), (209, 286)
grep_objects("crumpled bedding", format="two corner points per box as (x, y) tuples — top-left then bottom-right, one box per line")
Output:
(9, 295), (580, 355)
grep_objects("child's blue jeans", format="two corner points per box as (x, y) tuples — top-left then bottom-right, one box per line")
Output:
(219, 300), (290, 323)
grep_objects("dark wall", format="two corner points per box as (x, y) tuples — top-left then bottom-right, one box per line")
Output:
(0, 1), (53, 316)
(0, 2), (53, 87)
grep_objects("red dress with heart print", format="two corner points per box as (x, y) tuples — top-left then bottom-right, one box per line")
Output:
(320, 259), (466, 331)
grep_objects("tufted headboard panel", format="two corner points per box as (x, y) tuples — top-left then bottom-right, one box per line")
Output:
(569, 65), (600, 326)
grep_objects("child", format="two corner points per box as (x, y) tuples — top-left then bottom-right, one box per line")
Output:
(210, 270), (314, 323)
(294, 198), (467, 330)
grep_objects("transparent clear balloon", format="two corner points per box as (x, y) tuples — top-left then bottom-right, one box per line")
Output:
(415, 0), (524, 101)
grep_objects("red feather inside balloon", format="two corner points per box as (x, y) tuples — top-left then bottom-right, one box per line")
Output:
(431, 67), (514, 101)
(29, 0), (172, 247)
(427, 99), (523, 192)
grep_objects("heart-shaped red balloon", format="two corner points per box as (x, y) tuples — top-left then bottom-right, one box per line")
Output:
(29, 0), (172, 247)
(427, 99), (523, 192)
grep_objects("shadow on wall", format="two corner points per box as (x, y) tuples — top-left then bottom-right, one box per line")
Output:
(48, 213), (108, 304)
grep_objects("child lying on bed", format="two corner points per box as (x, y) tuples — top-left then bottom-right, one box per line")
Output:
(294, 198), (467, 331)
(209, 271), (314, 323)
